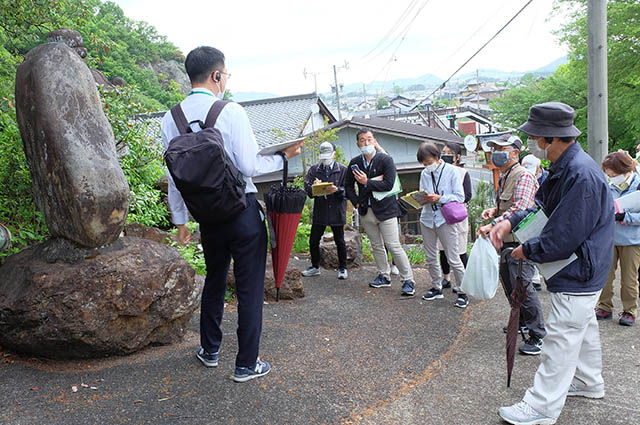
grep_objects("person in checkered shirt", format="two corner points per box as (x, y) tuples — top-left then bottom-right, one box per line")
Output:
(478, 134), (547, 356)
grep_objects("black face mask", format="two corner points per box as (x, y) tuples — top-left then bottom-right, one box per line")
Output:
(442, 154), (454, 164)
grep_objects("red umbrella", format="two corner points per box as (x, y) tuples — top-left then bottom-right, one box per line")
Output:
(505, 254), (528, 387)
(264, 154), (306, 301)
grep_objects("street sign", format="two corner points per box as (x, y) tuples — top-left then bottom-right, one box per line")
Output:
(464, 135), (478, 152)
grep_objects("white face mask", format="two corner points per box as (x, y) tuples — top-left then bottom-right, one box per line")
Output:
(360, 144), (375, 156)
(609, 174), (627, 186)
(528, 139), (548, 160)
(425, 161), (439, 173)
(321, 158), (334, 167)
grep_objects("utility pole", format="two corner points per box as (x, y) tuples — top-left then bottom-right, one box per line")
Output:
(362, 83), (367, 109)
(333, 65), (342, 120)
(587, 0), (608, 164)
(476, 69), (480, 110)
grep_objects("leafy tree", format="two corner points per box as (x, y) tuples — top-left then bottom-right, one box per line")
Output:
(393, 84), (404, 95)
(376, 97), (389, 110)
(492, 0), (640, 152)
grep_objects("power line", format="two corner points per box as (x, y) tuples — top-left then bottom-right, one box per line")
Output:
(412, 0), (534, 111)
(360, 0), (419, 61)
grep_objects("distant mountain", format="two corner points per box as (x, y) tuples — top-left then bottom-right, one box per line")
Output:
(532, 56), (568, 74)
(332, 57), (567, 97)
(341, 73), (443, 97)
(232, 91), (279, 102)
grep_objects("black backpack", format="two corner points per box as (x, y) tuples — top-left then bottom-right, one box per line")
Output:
(164, 101), (247, 225)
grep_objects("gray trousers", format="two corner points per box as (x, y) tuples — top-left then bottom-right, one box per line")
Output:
(500, 245), (546, 340)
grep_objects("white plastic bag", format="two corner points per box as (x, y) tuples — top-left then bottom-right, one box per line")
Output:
(460, 236), (500, 299)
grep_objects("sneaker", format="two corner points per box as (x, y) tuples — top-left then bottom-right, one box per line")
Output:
(441, 278), (451, 289)
(391, 264), (400, 275)
(619, 312), (635, 326)
(422, 287), (444, 300)
(233, 359), (271, 383)
(532, 282), (542, 292)
(196, 347), (219, 367)
(337, 268), (348, 280)
(503, 325), (529, 335)
(595, 308), (612, 320)
(567, 383), (604, 399)
(452, 286), (461, 294)
(499, 400), (557, 425)
(401, 280), (415, 296)
(519, 336), (543, 355)
(302, 266), (320, 277)
(455, 293), (469, 308)
(369, 274), (391, 288)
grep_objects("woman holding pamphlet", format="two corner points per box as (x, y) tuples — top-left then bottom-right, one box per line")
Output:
(417, 142), (469, 309)
(596, 151), (640, 326)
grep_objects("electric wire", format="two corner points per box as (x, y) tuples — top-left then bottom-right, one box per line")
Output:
(412, 0), (535, 110)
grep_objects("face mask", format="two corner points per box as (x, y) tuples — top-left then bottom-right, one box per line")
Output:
(491, 151), (510, 167)
(442, 154), (454, 164)
(360, 144), (375, 156)
(609, 174), (626, 186)
(321, 158), (334, 168)
(425, 161), (439, 173)
(528, 139), (548, 160)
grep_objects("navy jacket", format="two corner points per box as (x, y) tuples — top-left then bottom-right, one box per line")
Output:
(508, 142), (614, 293)
(345, 152), (400, 221)
(303, 162), (348, 226)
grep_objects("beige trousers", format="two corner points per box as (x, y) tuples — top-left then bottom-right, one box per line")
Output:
(361, 212), (413, 281)
(598, 245), (640, 317)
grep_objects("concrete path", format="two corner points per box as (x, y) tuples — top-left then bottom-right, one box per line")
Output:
(1, 258), (639, 424)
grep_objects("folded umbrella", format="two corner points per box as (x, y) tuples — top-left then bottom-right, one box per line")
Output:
(263, 154), (306, 301)
(505, 251), (528, 387)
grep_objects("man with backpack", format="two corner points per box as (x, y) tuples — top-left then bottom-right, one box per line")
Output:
(161, 46), (302, 382)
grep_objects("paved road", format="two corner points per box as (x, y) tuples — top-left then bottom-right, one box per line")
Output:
(1, 258), (638, 425)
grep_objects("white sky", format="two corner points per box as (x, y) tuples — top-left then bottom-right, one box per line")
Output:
(112, 0), (569, 96)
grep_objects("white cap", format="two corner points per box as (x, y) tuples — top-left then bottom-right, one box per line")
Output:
(521, 154), (541, 173)
(318, 142), (335, 160)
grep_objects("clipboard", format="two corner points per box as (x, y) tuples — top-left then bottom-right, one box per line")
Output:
(512, 208), (578, 280)
(399, 191), (427, 209)
(312, 182), (334, 196)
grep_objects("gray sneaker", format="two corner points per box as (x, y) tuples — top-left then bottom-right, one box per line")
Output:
(337, 268), (348, 280)
(498, 401), (557, 425)
(519, 336), (543, 355)
(302, 266), (320, 277)
(567, 383), (604, 399)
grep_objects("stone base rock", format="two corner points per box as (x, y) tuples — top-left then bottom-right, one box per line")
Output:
(226, 256), (304, 302)
(0, 237), (200, 359)
(319, 230), (363, 270)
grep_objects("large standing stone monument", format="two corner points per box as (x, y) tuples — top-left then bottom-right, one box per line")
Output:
(0, 41), (199, 359)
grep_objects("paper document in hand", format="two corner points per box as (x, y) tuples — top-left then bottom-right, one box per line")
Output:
(400, 191), (426, 209)
(512, 208), (577, 280)
(312, 182), (333, 196)
(613, 190), (640, 213)
(372, 175), (402, 201)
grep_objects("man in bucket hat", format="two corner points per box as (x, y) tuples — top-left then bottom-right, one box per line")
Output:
(490, 102), (614, 424)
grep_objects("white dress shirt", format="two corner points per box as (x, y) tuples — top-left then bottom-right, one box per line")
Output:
(161, 88), (284, 225)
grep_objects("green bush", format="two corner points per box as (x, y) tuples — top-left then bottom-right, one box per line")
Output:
(405, 245), (426, 265)
(467, 181), (495, 241)
(100, 86), (170, 229)
(292, 223), (311, 253)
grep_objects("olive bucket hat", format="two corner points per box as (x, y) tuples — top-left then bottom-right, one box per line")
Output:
(518, 102), (582, 138)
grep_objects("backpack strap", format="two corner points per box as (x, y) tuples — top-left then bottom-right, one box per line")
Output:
(204, 100), (229, 128)
(170, 104), (190, 135)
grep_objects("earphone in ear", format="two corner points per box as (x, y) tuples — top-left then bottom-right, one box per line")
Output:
(214, 71), (221, 82)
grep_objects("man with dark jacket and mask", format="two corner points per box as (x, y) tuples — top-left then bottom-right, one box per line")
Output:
(491, 103), (614, 425)
(478, 134), (546, 356)
(302, 142), (349, 279)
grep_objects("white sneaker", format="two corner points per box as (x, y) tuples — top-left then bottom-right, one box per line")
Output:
(391, 265), (400, 275)
(567, 383), (604, 399)
(498, 401), (556, 425)
(337, 268), (348, 280)
(302, 266), (320, 277)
